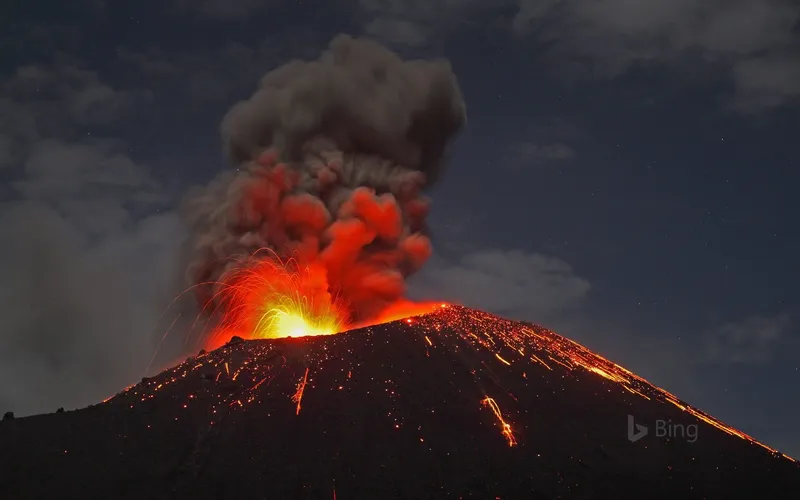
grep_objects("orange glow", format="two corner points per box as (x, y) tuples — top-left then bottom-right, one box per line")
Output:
(495, 353), (511, 366)
(482, 396), (517, 447)
(351, 300), (448, 329)
(201, 250), (450, 349)
(207, 257), (347, 347)
(293, 367), (310, 415)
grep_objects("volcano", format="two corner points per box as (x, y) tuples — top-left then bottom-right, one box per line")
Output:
(1, 305), (797, 499)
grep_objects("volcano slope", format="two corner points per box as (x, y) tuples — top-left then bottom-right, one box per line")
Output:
(1, 305), (798, 499)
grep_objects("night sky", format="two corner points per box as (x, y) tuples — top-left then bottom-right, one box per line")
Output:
(2, 1), (798, 457)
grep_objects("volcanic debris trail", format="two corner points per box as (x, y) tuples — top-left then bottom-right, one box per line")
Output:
(1, 306), (798, 499)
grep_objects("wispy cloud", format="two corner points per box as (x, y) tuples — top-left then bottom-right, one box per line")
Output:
(703, 313), (793, 364)
(512, 0), (800, 112)
(410, 248), (591, 322)
(0, 57), (187, 416)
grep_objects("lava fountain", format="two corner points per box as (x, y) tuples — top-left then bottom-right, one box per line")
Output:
(206, 254), (347, 347)
(202, 249), (447, 349)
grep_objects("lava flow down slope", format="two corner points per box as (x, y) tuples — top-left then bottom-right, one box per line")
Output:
(1, 305), (798, 499)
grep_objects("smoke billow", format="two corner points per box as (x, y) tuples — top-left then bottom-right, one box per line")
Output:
(183, 34), (465, 323)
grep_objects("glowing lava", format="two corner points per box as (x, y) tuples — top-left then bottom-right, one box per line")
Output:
(293, 367), (310, 415)
(197, 248), (451, 349)
(208, 257), (347, 346)
(482, 396), (517, 447)
(352, 301), (448, 329)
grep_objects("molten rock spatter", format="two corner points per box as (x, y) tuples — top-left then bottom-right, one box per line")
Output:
(183, 34), (465, 328)
(204, 257), (348, 345)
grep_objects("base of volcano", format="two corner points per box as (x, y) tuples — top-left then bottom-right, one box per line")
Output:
(1, 306), (797, 499)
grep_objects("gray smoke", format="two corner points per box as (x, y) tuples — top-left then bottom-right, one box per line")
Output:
(183, 34), (466, 323)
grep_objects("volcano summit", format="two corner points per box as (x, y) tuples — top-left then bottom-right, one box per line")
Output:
(1, 305), (798, 499)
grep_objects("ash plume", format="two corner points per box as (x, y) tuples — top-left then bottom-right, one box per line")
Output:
(183, 34), (466, 323)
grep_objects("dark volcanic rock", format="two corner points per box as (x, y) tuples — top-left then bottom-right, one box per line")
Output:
(0, 306), (797, 499)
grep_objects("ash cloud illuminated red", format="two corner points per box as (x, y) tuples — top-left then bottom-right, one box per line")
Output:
(180, 35), (465, 344)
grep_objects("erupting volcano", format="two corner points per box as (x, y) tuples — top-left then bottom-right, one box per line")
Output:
(2, 35), (798, 500)
(180, 34), (466, 351)
(1, 306), (798, 499)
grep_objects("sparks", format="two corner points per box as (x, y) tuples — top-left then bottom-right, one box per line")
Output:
(209, 257), (348, 346)
(495, 353), (511, 366)
(201, 252), (449, 349)
(293, 367), (310, 415)
(482, 397), (517, 447)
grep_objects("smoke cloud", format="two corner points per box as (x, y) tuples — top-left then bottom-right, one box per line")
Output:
(184, 34), (466, 323)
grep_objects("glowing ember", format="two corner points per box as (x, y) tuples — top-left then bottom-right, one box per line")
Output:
(482, 396), (517, 447)
(293, 367), (310, 415)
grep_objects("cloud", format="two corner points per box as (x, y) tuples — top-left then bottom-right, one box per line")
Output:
(0, 204), (184, 416)
(0, 59), (187, 416)
(357, 0), (486, 47)
(13, 138), (167, 234)
(170, 0), (274, 19)
(114, 35), (318, 103)
(409, 249), (591, 321)
(364, 18), (429, 47)
(355, 0), (799, 111)
(731, 55), (800, 113)
(512, 0), (800, 112)
(1, 59), (165, 231)
(504, 118), (581, 169)
(4, 62), (146, 126)
(703, 313), (792, 364)
(0, 150), (185, 415)
(0, 141), (184, 415)
(0, 60), (151, 172)
(508, 141), (576, 168)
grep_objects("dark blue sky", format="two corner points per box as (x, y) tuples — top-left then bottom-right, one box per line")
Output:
(1, 1), (798, 456)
